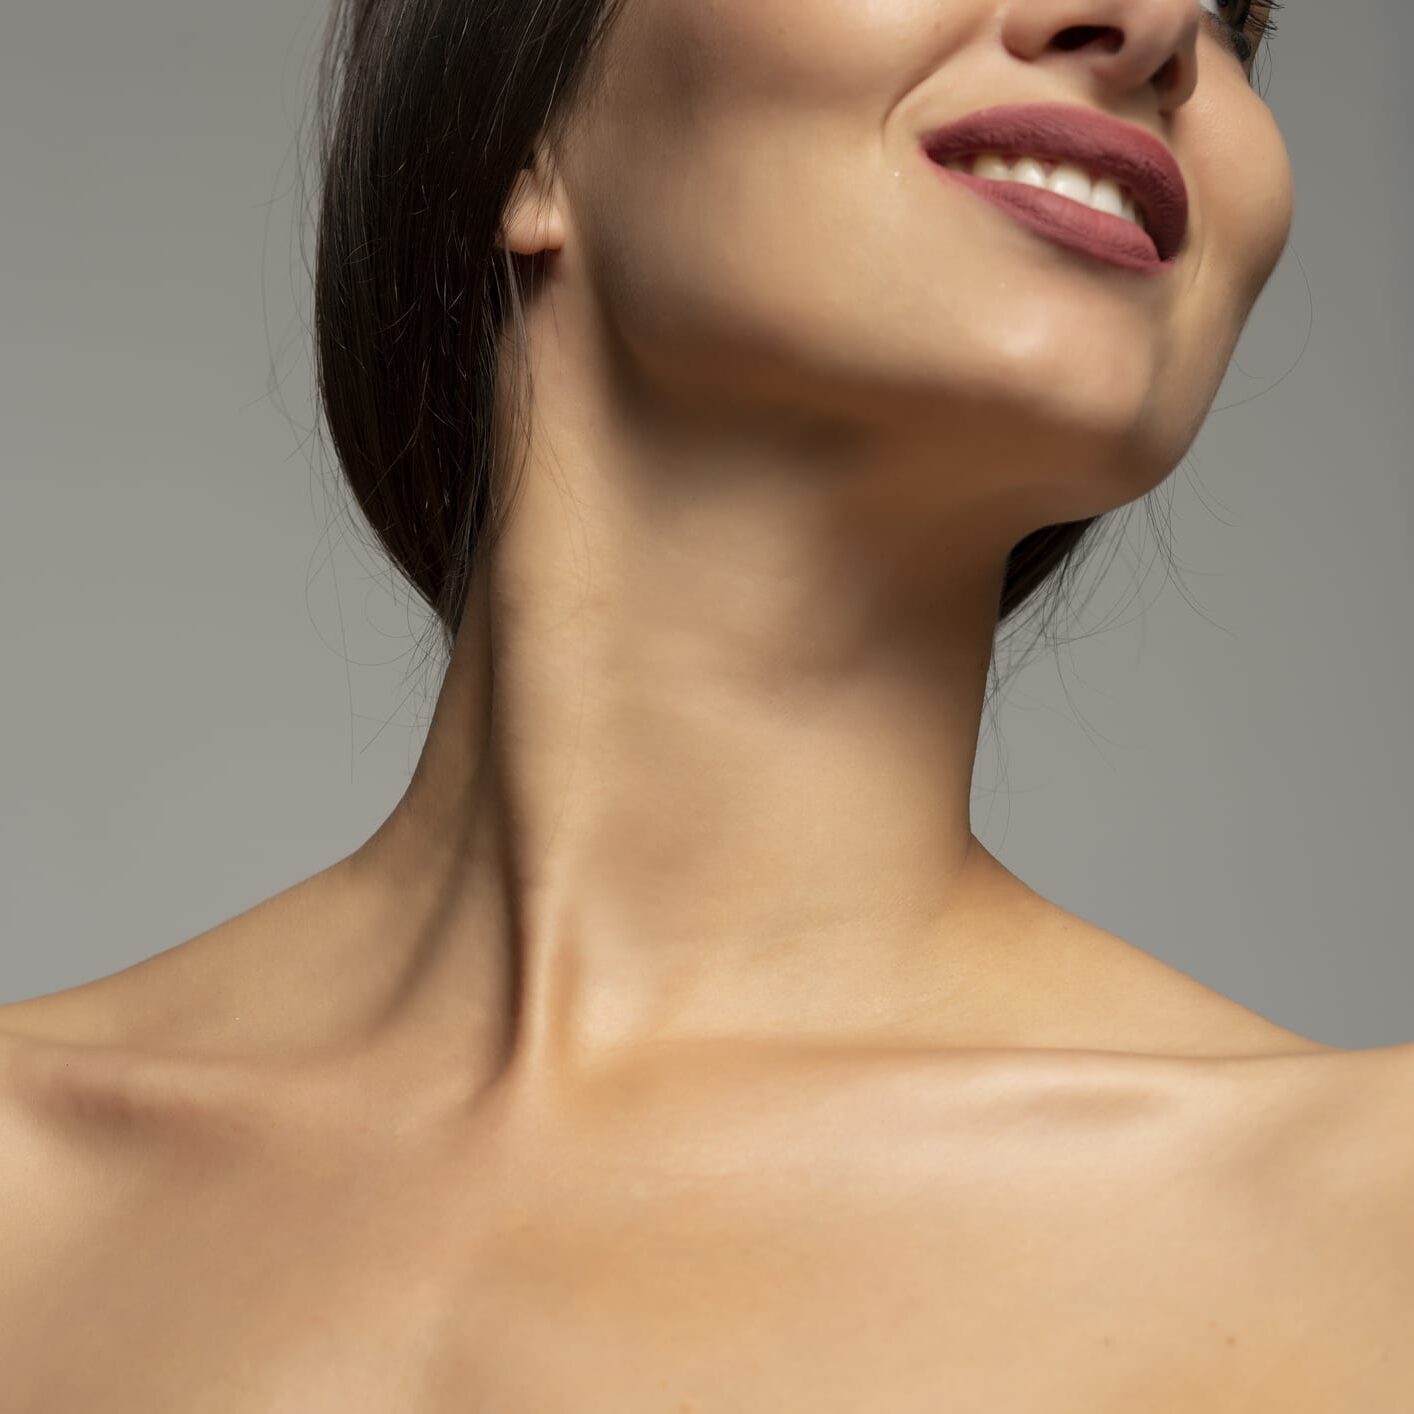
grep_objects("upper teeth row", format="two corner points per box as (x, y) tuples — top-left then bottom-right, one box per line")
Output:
(942, 153), (1147, 234)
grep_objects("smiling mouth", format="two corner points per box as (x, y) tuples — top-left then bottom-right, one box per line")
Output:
(925, 156), (1169, 274)
(917, 103), (1190, 264)
(931, 152), (1150, 237)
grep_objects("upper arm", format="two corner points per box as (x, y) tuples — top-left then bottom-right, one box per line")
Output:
(0, 1032), (75, 1299)
(1345, 1043), (1414, 1403)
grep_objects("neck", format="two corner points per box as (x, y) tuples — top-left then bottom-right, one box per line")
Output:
(349, 453), (1071, 1092)
(347, 354), (1080, 1090)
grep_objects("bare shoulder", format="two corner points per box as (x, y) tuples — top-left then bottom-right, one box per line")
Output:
(1221, 1038), (1414, 1213)
(0, 849), (406, 1197)
(1280, 1039), (1414, 1392)
(0, 1000), (140, 1320)
(0, 955), (319, 1318)
(0, 935), (247, 1158)
(0, 851), (383, 1059)
(1322, 1039), (1414, 1210)
(0, 860), (353, 1178)
(0, 981), (200, 1176)
(1289, 1039), (1414, 1187)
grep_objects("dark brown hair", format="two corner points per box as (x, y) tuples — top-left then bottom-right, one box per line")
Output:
(305, 0), (1112, 693)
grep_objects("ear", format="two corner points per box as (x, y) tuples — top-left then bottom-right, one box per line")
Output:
(497, 142), (567, 256)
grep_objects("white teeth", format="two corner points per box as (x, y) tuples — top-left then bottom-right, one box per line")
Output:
(973, 152), (1014, 183)
(1008, 156), (1049, 189)
(1046, 161), (1093, 205)
(1085, 173), (1119, 217)
(942, 151), (1148, 235)
(1089, 176), (1127, 220)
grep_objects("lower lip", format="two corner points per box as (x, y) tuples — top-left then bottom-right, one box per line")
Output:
(927, 159), (1170, 275)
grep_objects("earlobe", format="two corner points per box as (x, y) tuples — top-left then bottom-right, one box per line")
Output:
(496, 151), (567, 256)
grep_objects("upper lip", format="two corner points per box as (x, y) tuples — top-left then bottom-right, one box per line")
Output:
(919, 102), (1189, 262)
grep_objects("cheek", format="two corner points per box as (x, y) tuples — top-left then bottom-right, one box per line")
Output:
(1187, 98), (1295, 304)
(1244, 149), (1295, 299)
(573, 144), (993, 422)
(564, 2), (943, 408)
(564, 0), (965, 340)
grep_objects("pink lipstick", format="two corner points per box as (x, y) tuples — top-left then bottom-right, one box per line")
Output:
(918, 102), (1189, 273)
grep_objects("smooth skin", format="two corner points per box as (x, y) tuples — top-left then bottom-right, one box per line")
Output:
(3, 0), (1411, 1408)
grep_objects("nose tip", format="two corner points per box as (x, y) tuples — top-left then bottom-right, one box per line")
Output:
(1002, 1), (1201, 111)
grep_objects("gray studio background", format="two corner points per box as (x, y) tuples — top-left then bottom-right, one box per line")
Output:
(2, 3), (1409, 1047)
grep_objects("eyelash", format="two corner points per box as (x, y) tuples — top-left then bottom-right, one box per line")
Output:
(1200, 0), (1284, 70)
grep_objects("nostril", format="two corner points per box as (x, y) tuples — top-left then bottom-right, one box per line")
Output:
(1053, 25), (1125, 56)
(1150, 52), (1182, 91)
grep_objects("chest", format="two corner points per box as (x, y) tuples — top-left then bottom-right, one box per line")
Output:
(2, 1129), (1354, 1414)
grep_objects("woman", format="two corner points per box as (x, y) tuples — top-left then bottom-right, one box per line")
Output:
(2, 0), (1410, 1407)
